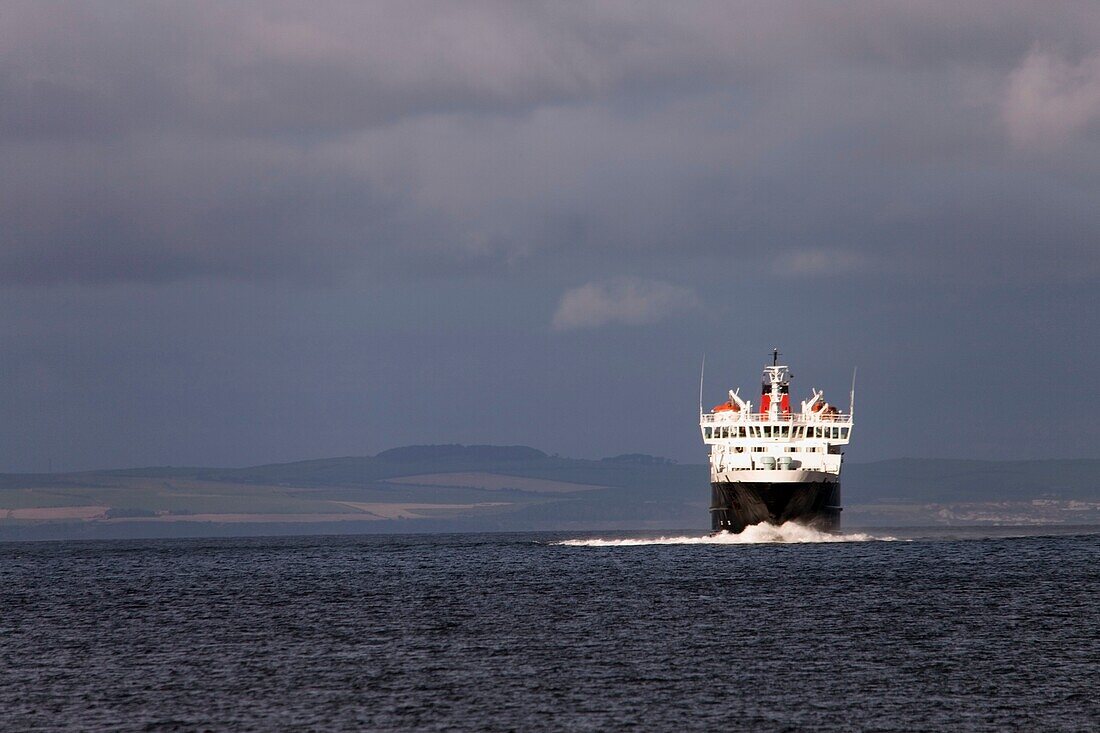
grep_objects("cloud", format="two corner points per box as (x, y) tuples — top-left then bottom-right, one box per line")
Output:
(781, 249), (867, 277)
(1004, 49), (1100, 148)
(3, 2), (1100, 286)
(0, 1), (743, 141)
(551, 277), (699, 331)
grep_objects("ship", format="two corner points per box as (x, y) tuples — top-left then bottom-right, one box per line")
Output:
(700, 350), (854, 533)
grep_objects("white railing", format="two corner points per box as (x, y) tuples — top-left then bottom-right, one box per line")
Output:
(700, 411), (852, 425)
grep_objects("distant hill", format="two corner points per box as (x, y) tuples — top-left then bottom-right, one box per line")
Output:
(1, 446), (1097, 540)
(601, 454), (677, 466)
(376, 444), (547, 463)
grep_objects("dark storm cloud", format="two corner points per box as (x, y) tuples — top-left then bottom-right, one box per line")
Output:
(4, 1), (1100, 286)
(0, 1), (735, 139)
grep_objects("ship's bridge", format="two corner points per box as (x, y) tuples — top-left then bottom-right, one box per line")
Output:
(700, 355), (854, 479)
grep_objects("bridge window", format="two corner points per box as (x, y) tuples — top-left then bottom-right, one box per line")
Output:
(841, 428), (849, 439)
(705, 427), (712, 438)
(764, 426), (772, 438)
(739, 427), (747, 438)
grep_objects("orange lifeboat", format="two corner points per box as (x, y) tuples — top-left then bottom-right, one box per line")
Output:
(712, 400), (739, 413)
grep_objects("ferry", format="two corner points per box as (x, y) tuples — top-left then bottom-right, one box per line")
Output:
(700, 350), (854, 533)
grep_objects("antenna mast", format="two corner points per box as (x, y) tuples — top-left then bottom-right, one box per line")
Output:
(699, 354), (706, 414)
(849, 367), (857, 417)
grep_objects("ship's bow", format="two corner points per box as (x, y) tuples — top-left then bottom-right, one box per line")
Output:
(711, 480), (841, 533)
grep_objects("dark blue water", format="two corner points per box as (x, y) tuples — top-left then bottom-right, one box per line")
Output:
(1, 529), (1098, 731)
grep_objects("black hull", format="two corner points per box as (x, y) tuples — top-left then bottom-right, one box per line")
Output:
(711, 481), (841, 533)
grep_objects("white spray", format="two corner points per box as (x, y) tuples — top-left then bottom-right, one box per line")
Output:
(556, 522), (896, 546)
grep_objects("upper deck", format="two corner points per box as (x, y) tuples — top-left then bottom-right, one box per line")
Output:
(701, 416), (852, 441)
(700, 352), (854, 477)
(700, 411), (852, 425)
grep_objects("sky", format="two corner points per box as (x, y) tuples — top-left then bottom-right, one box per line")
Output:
(2, 1), (1099, 471)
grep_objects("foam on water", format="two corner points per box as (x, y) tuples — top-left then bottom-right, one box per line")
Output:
(557, 522), (896, 546)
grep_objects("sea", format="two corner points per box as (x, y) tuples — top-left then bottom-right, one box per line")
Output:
(1, 525), (1097, 732)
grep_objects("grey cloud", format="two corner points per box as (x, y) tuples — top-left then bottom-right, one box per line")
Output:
(0, 139), (412, 285)
(780, 249), (867, 278)
(8, 1), (1096, 141)
(1004, 49), (1100, 149)
(551, 277), (699, 331)
(0, 1), (737, 140)
(2, 2), (1100, 286)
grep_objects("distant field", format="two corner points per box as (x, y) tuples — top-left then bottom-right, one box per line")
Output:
(335, 501), (513, 519)
(2, 506), (109, 520)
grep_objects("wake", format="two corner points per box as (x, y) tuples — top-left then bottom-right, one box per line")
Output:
(556, 522), (896, 546)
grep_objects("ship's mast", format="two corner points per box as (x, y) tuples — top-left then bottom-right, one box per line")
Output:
(762, 348), (789, 420)
(699, 354), (706, 416)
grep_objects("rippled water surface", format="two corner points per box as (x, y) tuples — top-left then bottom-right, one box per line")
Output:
(2, 528), (1098, 731)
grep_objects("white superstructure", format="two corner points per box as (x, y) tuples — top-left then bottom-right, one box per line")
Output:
(700, 351), (854, 485)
